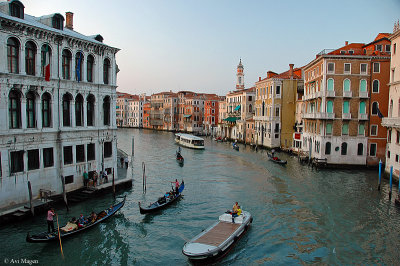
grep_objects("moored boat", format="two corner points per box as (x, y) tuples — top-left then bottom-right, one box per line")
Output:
(139, 181), (184, 214)
(26, 196), (126, 243)
(232, 143), (239, 151)
(175, 133), (205, 149)
(267, 152), (287, 165)
(182, 210), (252, 262)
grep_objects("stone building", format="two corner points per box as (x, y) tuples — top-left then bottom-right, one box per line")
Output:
(0, 1), (119, 208)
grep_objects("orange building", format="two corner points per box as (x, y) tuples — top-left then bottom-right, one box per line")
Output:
(204, 95), (221, 136)
(143, 102), (151, 129)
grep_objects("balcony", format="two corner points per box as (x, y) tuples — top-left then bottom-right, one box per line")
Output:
(343, 91), (352, 98)
(342, 113), (351, 120)
(315, 91), (323, 98)
(326, 90), (335, 97)
(382, 117), (400, 128)
(359, 91), (369, 98)
(302, 113), (317, 119)
(316, 112), (335, 119)
(254, 116), (269, 122)
(358, 113), (368, 120)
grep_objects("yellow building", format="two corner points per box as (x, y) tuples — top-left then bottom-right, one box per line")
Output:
(254, 64), (303, 148)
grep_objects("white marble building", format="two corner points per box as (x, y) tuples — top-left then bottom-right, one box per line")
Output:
(0, 1), (120, 209)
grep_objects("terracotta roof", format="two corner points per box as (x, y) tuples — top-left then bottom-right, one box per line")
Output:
(273, 68), (302, 79)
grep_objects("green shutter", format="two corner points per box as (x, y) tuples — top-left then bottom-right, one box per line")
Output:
(326, 123), (332, 134)
(360, 80), (367, 92)
(327, 101), (333, 113)
(343, 101), (349, 114)
(359, 102), (366, 114)
(327, 79), (334, 91)
(358, 124), (365, 135)
(344, 79), (350, 92)
(342, 124), (349, 135)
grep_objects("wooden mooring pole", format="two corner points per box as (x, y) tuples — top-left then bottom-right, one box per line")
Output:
(28, 181), (34, 216)
(132, 136), (135, 157)
(61, 175), (69, 211)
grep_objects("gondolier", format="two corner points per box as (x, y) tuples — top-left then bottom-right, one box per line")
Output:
(47, 208), (55, 233)
(172, 179), (180, 194)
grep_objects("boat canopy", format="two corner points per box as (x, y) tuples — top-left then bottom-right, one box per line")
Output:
(224, 117), (240, 122)
(184, 114), (192, 118)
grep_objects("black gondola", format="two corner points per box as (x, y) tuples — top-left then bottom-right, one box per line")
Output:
(26, 196), (126, 243)
(139, 181), (184, 214)
(267, 152), (287, 165)
(232, 143), (239, 151)
(176, 152), (184, 164)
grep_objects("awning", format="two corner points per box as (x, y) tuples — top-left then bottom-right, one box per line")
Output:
(224, 117), (240, 122)
(234, 105), (241, 111)
(183, 114), (192, 118)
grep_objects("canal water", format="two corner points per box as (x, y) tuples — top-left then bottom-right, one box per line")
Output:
(1, 128), (400, 265)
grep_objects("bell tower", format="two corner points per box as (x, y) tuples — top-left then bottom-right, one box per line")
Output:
(236, 59), (244, 90)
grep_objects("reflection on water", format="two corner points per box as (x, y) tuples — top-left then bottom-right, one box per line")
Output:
(0, 128), (400, 265)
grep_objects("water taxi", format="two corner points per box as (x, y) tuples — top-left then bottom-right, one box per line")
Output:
(175, 133), (205, 149)
(182, 210), (252, 262)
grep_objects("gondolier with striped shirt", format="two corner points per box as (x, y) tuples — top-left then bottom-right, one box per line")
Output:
(171, 179), (180, 195)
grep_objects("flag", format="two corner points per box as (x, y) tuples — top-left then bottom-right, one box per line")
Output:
(43, 45), (50, 81)
(76, 53), (82, 82)
(377, 107), (384, 119)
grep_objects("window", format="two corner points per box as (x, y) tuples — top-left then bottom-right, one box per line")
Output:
(359, 102), (366, 114)
(348, 50), (354, 55)
(87, 94), (95, 126)
(10, 2), (24, 18)
(10, 150), (24, 173)
(341, 142), (347, 155)
(62, 94), (72, 127)
(103, 96), (110, 126)
(385, 44), (391, 52)
(103, 58), (110, 84)
(373, 62), (380, 73)
(344, 63), (351, 74)
(7, 37), (20, 73)
(327, 101), (333, 113)
(325, 142), (331, 155)
(52, 15), (63, 30)
(63, 146), (73, 165)
(43, 147), (54, 168)
(397, 131), (400, 144)
(41, 44), (51, 79)
(371, 102), (378, 115)
(28, 149), (39, 170)
(327, 79), (334, 91)
(376, 44), (382, 51)
(326, 123), (332, 135)
(75, 52), (84, 82)
(9, 90), (21, 129)
(372, 80), (379, 93)
(276, 86), (281, 95)
(396, 154), (399, 163)
(75, 94), (83, 126)
(394, 43), (397, 54)
(65, 175), (73, 184)
(104, 141), (112, 158)
(87, 54), (94, 82)
(26, 91), (36, 128)
(42, 93), (51, 127)
(327, 63), (335, 73)
(62, 49), (72, 79)
(76, 145), (85, 163)
(370, 143), (377, 156)
(357, 143), (363, 155)
(275, 107), (280, 117)
(360, 80), (367, 92)
(358, 124), (365, 135)
(370, 125), (378, 136)
(342, 124), (349, 135)
(388, 129), (392, 142)
(343, 79), (350, 92)
(360, 64), (367, 74)
(343, 101), (350, 114)
(25, 41), (36, 76)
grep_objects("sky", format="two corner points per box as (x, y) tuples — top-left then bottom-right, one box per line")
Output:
(22, 0), (400, 96)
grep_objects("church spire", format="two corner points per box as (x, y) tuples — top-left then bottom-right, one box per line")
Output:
(236, 59), (244, 90)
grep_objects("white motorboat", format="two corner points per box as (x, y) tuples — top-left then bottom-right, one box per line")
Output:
(182, 210), (252, 262)
(175, 133), (205, 149)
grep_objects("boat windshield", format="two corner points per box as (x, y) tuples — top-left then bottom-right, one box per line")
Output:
(192, 140), (204, 146)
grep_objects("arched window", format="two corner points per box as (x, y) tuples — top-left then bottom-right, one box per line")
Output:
(62, 94), (72, 126)
(75, 94), (84, 126)
(41, 44), (51, 80)
(327, 101), (333, 113)
(357, 143), (363, 155)
(103, 58), (110, 84)
(325, 142), (331, 155)
(249, 104), (252, 113)
(343, 79), (350, 92)
(9, 1), (24, 19)
(327, 79), (334, 91)
(262, 102), (265, 116)
(42, 92), (51, 127)
(7, 37), (20, 73)
(103, 96), (110, 126)
(341, 142), (347, 155)
(25, 41), (36, 75)
(390, 99), (393, 117)
(372, 80), (379, 93)
(87, 55), (94, 82)
(360, 79), (367, 92)
(26, 91), (36, 128)
(62, 49), (72, 79)
(359, 102), (366, 114)
(372, 102), (379, 115)
(9, 89), (21, 129)
(75, 52), (84, 82)
(87, 94), (95, 126)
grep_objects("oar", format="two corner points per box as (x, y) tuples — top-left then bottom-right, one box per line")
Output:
(56, 214), (64, 259)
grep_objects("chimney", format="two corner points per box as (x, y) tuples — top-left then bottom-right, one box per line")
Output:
(345, 41), (348, 46)
(259, 77), (261, 81)
(65, 12), (74, 30)
(289, 64), (294, 77)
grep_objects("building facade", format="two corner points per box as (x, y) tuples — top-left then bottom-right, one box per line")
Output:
(0, 1), (119, 208)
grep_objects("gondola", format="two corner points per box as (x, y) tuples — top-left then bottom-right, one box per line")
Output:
(267, 152), (287, 165)
(26, 196), (126, 243)
(176, 152), (184, 164)
(232, 143), (239, 151)
(139, 181), (184, 214)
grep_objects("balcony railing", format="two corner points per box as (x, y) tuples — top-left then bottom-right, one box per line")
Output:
(342, 113), (351, 120)
(343, 91), (352, 98)
(382, 117), (400, 128)
(358, 113), (368, 120)
(302, 113), (317, 119)
(359, 91), (368, 98)
(316, 112), (335, 119)
(326, 90), (335, 97)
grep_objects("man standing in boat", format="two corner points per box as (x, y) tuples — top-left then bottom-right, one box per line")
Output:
(171, 179), (179, 195)
(47, 208), (56, 233)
